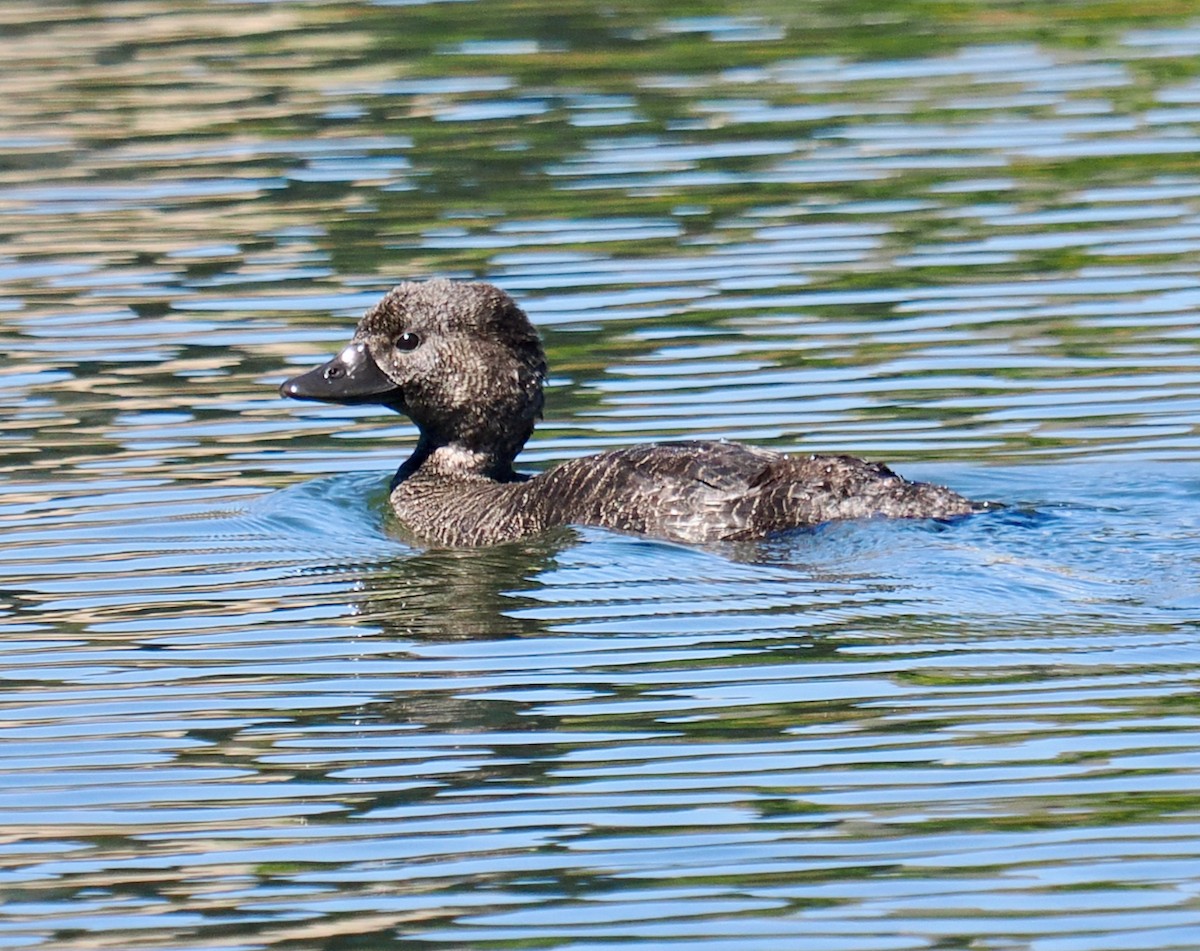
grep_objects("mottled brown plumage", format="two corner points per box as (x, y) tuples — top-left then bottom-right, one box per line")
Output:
(281, 279), (981, 547)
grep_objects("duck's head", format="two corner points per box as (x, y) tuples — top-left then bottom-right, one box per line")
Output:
(281, 279), (546, 470)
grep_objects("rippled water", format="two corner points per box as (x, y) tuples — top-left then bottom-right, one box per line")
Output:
(2, 2), (1200, 948)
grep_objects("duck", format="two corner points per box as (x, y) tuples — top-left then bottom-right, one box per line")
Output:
(280, 278), (983, 547)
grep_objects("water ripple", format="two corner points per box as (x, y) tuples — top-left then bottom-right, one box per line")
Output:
(3, 3), (1200, 949)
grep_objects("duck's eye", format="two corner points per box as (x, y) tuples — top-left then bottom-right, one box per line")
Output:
(396, 331), (421, 352)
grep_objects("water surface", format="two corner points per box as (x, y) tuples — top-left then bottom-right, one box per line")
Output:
(1, 2), (1199, 949)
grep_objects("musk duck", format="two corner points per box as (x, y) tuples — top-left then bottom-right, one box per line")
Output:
(280, 279), (982, 547)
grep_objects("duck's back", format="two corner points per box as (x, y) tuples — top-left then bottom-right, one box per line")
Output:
(527, 440), (975, 544)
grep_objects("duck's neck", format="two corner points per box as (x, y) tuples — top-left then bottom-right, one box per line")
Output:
(391, 436), (521, 489)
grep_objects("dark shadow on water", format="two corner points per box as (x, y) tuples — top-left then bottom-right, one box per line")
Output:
(247, 470), (580, 640)
(357, 531), (576, 642)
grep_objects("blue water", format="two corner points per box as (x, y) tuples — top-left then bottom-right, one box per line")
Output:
(4, 463), (1199, 947)
(2, 2), (1200, 948)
